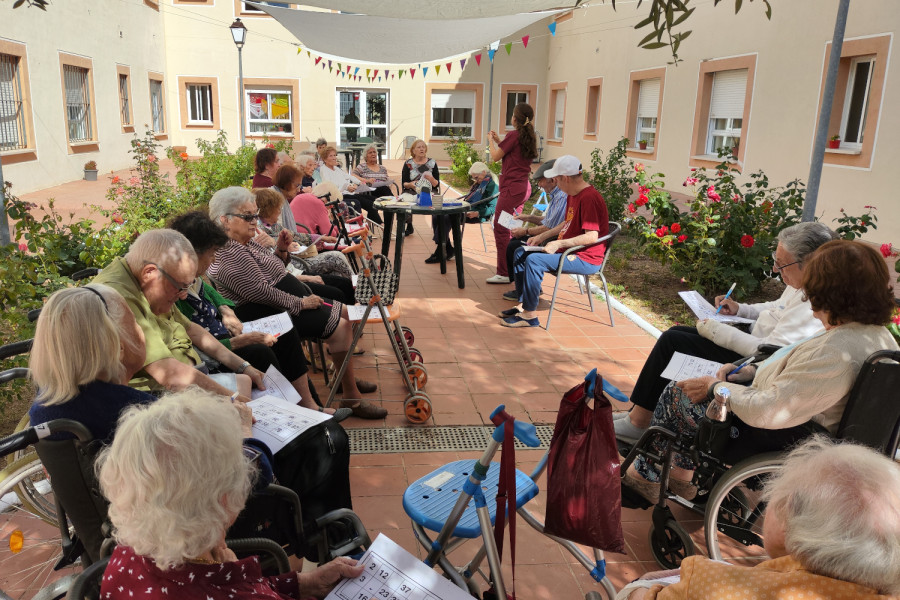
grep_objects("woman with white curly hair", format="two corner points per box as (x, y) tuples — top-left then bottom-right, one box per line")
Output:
(99, 389), (364, 599)
(621, 436), (900, 599)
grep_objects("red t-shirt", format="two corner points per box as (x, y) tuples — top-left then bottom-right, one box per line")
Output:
(252, 174), (274, 188)
(558, 185), (610, 265)
(498, 129), (532, 200)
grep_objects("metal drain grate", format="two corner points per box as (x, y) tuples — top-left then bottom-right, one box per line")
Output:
(348, 425), (554, 454)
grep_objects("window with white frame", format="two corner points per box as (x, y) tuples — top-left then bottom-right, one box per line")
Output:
(705, 69), (747, 155)
(635, 78), (659, 149)
(431, 90), (474, 138)
(118, 73), (131, 127)
(63, 64), (92, 142)
(505, 91), (528, 128)
(0, 53), (27, 151)
(246, 89), (292, 135)
(551, 88), (566, 139)
(187, 84), (213, 124)
(839, 56), (874, 148)
(150, 79), (165, 133)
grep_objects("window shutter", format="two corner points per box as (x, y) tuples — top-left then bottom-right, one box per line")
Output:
(636, 78), (660, 117)
(432, 91), (474, 110)
(554, 89), (566, 121)
(709, 69), (747, 119)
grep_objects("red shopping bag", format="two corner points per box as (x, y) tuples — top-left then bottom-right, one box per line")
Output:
(544, 368), (626, 553)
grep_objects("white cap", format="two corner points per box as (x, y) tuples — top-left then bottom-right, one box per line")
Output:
(543, 155), (582, 178)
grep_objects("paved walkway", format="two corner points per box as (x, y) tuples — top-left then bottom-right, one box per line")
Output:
(2, 157), (736, 598)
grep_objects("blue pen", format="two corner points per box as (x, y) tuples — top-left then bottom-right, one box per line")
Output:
(727, 356), (755, 377)
(715, 282), (737, 314)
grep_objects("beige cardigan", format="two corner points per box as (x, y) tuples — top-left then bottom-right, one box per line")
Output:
(723, 322), (898, 433)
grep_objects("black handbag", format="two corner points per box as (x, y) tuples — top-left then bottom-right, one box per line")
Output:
(355, 254), (399, 305)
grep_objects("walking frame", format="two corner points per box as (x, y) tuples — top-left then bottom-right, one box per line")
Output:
(323, 225), (433, 424)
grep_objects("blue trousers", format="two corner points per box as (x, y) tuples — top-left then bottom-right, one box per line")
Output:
(512, 248), (600, 312)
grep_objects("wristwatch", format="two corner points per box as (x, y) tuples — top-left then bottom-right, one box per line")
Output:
(235, 361), (251, 374)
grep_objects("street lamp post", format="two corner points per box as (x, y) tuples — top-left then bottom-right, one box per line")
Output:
(230, 18), (248, 147)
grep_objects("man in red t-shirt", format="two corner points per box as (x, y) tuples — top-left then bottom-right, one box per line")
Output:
(500, 155), (609, 328)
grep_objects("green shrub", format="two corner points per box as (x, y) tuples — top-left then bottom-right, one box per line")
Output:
(585, 138), (638, 222)
(442, 133), (499, 190)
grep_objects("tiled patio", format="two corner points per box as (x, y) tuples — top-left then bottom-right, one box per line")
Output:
(1, 158), (745, 598)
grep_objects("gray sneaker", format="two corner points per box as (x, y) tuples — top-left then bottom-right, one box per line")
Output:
(614, 414), (648, 444)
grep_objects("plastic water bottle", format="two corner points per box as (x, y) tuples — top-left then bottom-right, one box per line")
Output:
(417, 180), (432, 207)
(706, 386), (731, 422)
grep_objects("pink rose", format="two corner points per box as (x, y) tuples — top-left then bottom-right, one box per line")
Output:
(635, 163), (645, 173)
(707, 187), (721, 202)
(880, 243), (893, 258)
(731, 193), (741, 202)
(18, 242), (27, 252)
(129, 176), (139, 185)
(683, 177), (698, 187)
(116, 187), (125, 195)
(146, 155), (157, 163)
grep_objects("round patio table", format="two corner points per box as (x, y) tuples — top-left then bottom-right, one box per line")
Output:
(375, 196), (486, 289)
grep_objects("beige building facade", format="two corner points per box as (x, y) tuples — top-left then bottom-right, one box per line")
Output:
(1, 1), (896, 241)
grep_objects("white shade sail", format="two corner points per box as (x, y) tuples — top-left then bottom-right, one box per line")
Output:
(248, 2), (564, 64)
(293, 1), (580, 20)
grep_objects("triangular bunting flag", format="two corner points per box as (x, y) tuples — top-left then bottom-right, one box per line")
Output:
(392, 74), (395, 79)
(446, 62), (452, 73)
(337, 63), (342, 71)
(374, 70), (379, 78)
(434, 65), (440, 75)
(504, 42), (512, 55)
(329, 66), (333, 73)
(409, 68), (415, 78)
(296, 47), (302, 54)
(322, 63), (326, 69)
(354, 67), (360, 75)
(341, 72), (345, 78)
(366, 68), (370, 77)
(347, 66), (351, 73)
(378, 77), (381, 81)
(548, 22), (557, 36)
(475, 54), (482, 66)
(460, 58), (467, 70)
(307, 50), (311, 57)
(488, 49), (495, 62)
(314, 56), (322, 65)
(522, 35), (529, 48)
(384, 70), (389, 78)
(328, 60), (332, 68)
(423, 66), (429, 76)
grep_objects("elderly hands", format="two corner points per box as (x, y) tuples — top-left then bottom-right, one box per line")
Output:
(299, 557), (365, 599)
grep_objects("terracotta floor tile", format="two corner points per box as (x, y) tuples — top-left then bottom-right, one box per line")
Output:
(350, 465), (410, 497)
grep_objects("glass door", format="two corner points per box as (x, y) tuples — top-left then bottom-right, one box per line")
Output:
(337, 89), (389, 154)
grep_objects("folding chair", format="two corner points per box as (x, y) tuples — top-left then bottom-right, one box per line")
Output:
(545, 222), (621, 331)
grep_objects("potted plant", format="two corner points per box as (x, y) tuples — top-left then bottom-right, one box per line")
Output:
(828, 135), (841, 150)
(83, 160), (98, 181)
(638, 139), (649, 150)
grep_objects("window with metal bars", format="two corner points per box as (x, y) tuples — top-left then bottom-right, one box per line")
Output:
(187, 84), (213, 124)
(0, 53), (27, 151)
(118, 73), (131, 127)
(63, 64), (92, 142)
(150, 79), (165, 133)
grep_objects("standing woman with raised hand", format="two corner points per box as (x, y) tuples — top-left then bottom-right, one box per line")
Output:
(486, 102), (537, 284)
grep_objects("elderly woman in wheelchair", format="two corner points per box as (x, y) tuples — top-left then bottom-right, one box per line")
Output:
(98, 390), (364, 600)
(622, 240), (898, 506)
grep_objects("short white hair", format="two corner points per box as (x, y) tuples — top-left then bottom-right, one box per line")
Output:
(763, 436), (900, 593)
(124, 228), (197, 273)
(98, 388), (255, 570)
(30, 285), (135, 406)
(209, 186), (253, 223)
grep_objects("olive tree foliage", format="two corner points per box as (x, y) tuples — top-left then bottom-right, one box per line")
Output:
(611, 0), (772, 63)
(9, 0), (49, 9)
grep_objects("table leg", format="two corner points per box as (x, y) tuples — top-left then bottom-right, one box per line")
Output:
(451, 215), (466, 289)
(393, 212), (407, 277)
(381, 211), (394, 257)
(436, 215), (448, 275)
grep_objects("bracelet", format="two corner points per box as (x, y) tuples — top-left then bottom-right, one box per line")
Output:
(235, 361), (251, 374)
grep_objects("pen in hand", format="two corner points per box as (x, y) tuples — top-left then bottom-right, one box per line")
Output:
(727, 356), (755, 377)
(716, 282), (737, 315)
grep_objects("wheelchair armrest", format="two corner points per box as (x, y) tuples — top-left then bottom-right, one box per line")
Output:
(66, 556), (110, 600)
(226, 537), (291, 574)
(0, 339), (33, 360)
(755, 344), (782, 359)
(295, 221), (312, 235)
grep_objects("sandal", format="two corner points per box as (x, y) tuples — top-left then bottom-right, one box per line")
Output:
(500, 315), (540, 328)
(498, 307), (522, 318)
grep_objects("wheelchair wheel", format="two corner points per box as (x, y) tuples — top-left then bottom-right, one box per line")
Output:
(407, 347), (424, 365)
(406, 361), (428, 389)
(0, 454), (81, 599)
(704, 452), (784, 562)
(404, 393), (432, 424)
(401, 326), (414, 347)
(10, 416), (58, 527)
(648, 519), (694, 569)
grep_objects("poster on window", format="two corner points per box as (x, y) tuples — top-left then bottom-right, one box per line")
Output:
(249, 93), (266, 119)
(270, 94), (289, 121)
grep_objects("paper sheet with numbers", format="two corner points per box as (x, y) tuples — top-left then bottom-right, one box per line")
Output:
(326, 534), (472, 600)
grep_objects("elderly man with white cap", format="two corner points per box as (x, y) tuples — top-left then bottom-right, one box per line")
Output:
(499, 155), (609, 328)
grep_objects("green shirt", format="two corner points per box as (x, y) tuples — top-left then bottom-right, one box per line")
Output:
(94, 257), (202, 391)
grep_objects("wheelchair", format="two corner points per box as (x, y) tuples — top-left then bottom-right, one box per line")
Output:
(618, 348), (900, 569)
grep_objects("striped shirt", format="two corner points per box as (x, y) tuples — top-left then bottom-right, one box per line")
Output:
(353, 162), (391, 185)
(208, 239), (306, 315)
(543, 186), (569, 229)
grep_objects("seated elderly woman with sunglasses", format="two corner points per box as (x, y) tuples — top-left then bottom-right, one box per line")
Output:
(99, 390), (364, 600)
(207, 186), (385, 420)
(623, 240), (899, 503)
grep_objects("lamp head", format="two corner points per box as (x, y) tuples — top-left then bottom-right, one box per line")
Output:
(229, 18), (247, 48)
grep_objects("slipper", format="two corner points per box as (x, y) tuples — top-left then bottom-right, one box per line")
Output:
(318, 406), (353, 423)
(501, 315), (540, 328)
(498, 307), (522, 318)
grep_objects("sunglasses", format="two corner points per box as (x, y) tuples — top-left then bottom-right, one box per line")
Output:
(227, 212), (260, 223)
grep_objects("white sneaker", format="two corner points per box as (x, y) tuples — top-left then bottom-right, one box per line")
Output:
(486, 274), (511, 284)
(614, 414), (648, 444)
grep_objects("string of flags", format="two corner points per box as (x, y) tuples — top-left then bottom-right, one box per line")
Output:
(295, 20), (557, 83)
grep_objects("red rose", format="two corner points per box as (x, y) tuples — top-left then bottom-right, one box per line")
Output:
(880, 243), (893, 258)
(628, 203), (637, 214)
(678, 234), (688, 243)
(180, 152), (189, 160)
(637, 193), (649, 206)
(740, 234), (755, 248)
(112, 212), (124, 224)
(111, 176), (120, 184)
(670, 223), (681, 234)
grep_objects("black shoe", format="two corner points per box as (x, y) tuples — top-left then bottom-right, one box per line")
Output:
(405, 218), (414, 236)
(445, 245), (455, 260)
(424, 251), (441, 264)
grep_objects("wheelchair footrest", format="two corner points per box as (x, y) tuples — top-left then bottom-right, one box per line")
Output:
(402, 460), (539, 538)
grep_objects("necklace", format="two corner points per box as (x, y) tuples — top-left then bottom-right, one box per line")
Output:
(186, 556), (221, 565)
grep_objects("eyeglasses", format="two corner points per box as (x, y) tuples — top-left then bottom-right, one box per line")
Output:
(227, 212), (260, 223)
(147, 262), (192, 293)
(771, 252), (801, 270)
